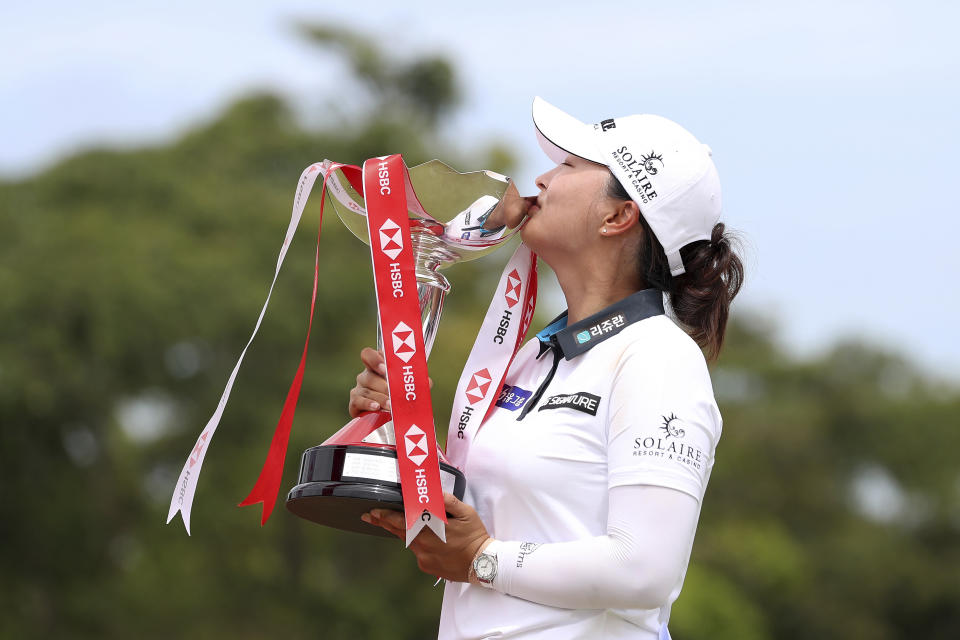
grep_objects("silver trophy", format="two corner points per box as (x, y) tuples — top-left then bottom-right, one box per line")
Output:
(285, 159), (521, 537)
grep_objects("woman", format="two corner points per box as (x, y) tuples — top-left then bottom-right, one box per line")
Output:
(351, 97), (744, 639)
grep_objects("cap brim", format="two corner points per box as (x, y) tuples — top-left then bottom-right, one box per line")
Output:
(532, 97), (605, 165)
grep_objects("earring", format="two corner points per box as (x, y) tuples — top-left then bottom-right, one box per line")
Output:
(602, 228), (607, 234)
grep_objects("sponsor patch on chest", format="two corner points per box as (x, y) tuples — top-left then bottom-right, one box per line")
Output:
(537, 391), (602, 416)
(495, 384), (533, 411)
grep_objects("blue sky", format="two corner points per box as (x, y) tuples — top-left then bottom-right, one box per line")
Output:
(3, 1), (959, 379)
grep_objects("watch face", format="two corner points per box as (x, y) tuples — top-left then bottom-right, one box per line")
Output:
(476, 554), (496, 580)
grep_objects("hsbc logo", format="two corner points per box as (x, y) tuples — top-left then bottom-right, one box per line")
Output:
(504, 269), (522, 308)
(391, 321), (416, 363)
(456, 367), (491, 440)
(404, 424), (428, 466)
(465, 368), (491, 404)
(521, 287), (536, 336)
(379, 218), (404, 260)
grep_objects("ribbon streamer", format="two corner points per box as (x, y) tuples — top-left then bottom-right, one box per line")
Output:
(168, 154), (534, 537)
(166, 161), (357, 533)
(444, 244), (538, 469)
(363, 154), (448, 546)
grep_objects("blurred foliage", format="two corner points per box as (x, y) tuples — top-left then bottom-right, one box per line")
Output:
(1, 25), (959, 640)
(298, 23), (459, 127)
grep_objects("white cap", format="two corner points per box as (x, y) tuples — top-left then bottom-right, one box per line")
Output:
(532, 96), (721, 276)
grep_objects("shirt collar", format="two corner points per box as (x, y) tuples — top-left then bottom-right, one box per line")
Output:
(536, 289), (665, 360)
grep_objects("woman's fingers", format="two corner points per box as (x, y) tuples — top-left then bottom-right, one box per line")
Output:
(357, 367), (389, 396)
(348, 384), (388, 417)
(482, 181), (534, 231)
(349, 348), (391, 417)
(348, 378), (389, 417)
(349, 348), (437, 417)
(357, 370), (390, 410)
(360, 347), (387, 376)
(442, 491), (473, 519)
(361, 509), (405, 539)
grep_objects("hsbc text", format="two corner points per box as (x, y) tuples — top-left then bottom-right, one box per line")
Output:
(457, 405), (474, 439)
(389, 262), (403, 298)
(415, 468), (430, 504)
(493, 310), (513, 344)
(378, 160), (391, 195)
(401, 364), (417, 401)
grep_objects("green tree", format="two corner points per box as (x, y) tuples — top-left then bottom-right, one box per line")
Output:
(670, 324), (960, 640)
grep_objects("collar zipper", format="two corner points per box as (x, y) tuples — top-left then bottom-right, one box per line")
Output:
(519, 340), (562, 421)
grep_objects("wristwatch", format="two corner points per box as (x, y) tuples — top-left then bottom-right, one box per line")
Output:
(471, 540), (500, 586)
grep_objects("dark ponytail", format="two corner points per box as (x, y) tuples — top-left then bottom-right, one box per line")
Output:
(607, 176), (744, 361)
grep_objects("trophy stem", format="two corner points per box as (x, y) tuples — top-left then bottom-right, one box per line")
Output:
(418, 282), (445, 359)
(376, 281), (447, 360)
(373, 227), (452, 360)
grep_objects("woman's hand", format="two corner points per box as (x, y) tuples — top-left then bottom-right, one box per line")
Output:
(348, 347), (434, 418)
(349, 347), (390, 417)
(361, 492), (491, 583)
(482, 181), (537, 231)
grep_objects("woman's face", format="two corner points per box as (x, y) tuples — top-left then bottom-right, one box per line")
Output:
(521, 154), (613, 259)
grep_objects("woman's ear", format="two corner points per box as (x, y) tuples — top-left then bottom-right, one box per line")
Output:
(601, 199), (641, 236)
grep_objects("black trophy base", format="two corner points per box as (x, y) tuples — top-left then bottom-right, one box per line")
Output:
(285, 443), (466, 538)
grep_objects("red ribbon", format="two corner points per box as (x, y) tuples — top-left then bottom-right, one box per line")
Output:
(363, 155), (447, 543)
(238, 163), (359, 525)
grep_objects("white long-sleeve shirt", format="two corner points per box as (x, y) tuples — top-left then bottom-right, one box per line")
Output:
(440, 292), (720, 639)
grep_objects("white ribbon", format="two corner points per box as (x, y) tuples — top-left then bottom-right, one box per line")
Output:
(166, 162), (330, 534)
(445, 243), (537, 469)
